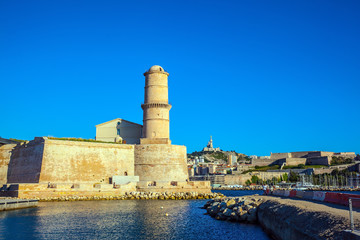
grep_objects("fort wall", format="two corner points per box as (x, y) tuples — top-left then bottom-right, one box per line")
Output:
(134, 144), (188, 182)
(251, 158), (277, 166)
(6, 138), (135, 184)
(306, 156), (331, 166)
(270, 153), (290, 160)
(0, 144), (16, 184)
(224, 172), (285, 185)
(290, 151), (312, 158)
(285, 158), (306, 166)
(7, 139), (44, 183)
(39, 139), (135, 183)
(307, 151), (334, 158)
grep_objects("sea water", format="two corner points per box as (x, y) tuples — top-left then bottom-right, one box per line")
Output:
(0, 191), (270, 240)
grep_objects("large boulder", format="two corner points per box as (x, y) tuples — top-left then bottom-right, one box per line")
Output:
(219, 201), (227, 212)
(223, 208), (233, 217)
(230, 211), (238, 221)
(208, 202), (221, 217)
(226, 199), (237, 209)
(247, 207), (257, 223)
(215, 213), (228, 220)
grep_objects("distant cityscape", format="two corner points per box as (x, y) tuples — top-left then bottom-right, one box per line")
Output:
(187, 136), (360, 187)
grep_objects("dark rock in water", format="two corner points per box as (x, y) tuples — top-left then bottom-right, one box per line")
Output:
(202, 199), (214, 209)
(226, 199), (236, 208)
(208, 202), (221, 217)
(219, 201), (227, 212)
(203, 196), (263, 224)
(216, 212), (228, 220)
(223, 208), (233, 217)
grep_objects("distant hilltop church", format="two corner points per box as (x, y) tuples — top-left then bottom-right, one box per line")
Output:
(0, 65), (211, 198)
(202, 136), (220, 152)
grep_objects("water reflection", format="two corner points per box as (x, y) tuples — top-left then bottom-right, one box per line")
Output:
(0, 199), (270, 240)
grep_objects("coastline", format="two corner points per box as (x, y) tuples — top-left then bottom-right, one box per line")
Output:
(3, 191), (224, 202)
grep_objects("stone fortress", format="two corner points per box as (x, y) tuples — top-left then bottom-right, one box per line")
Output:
(0, 65), (211, 198)
(250, 151), (357, 167)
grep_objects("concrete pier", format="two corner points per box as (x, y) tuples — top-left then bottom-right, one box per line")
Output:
(0, 198), (38, 211)
(257, 196), (360, 240)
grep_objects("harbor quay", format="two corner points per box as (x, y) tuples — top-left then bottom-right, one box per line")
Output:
(0, 198), (38, 211)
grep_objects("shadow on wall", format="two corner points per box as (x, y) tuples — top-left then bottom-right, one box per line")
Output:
(7, 138), (44, 183)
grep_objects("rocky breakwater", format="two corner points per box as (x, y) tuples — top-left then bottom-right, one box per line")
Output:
(204, 195), (359, 240)
(203, 196), (263, 223)
(37, 192), (224, 202)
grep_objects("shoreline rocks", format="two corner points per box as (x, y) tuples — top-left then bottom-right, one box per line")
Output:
(31, 192), (224, 202)
(203, 196), (263, 223)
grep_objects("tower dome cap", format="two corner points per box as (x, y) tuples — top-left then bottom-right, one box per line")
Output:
(144, 65), (169, 76)
(149, 65), (164, 71)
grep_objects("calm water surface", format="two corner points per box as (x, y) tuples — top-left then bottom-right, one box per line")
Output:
(0, 191), (270, 240)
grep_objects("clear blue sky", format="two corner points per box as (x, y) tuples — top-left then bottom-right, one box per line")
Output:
(1, 1), (359, 156)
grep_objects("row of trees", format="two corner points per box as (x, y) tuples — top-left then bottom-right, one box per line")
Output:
(245, 174), (289, 185)
(244, 168), (360, 187)
(331, 156), (354, 165)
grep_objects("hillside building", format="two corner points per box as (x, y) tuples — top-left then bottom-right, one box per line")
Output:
(227, 154), (237, 166)
(95, 118), (142, 144)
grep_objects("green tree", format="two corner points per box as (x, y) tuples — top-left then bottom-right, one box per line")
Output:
(331, 168), (340, 175)
(282, 173), (288, 182)
(271, 177), (279, 184)
(251, 175), (261, 184)
(289, 171), (299, 182)
(297, 164), (305, 169)
(245, 156), (252, 161)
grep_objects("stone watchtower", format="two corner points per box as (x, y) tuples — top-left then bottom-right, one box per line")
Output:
(141, 65), (171, 144)
(134, 65), (210, 193)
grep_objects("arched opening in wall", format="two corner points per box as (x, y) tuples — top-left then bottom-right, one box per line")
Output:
(148, 181), (156, 186)
(124, 171), (128, 176)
